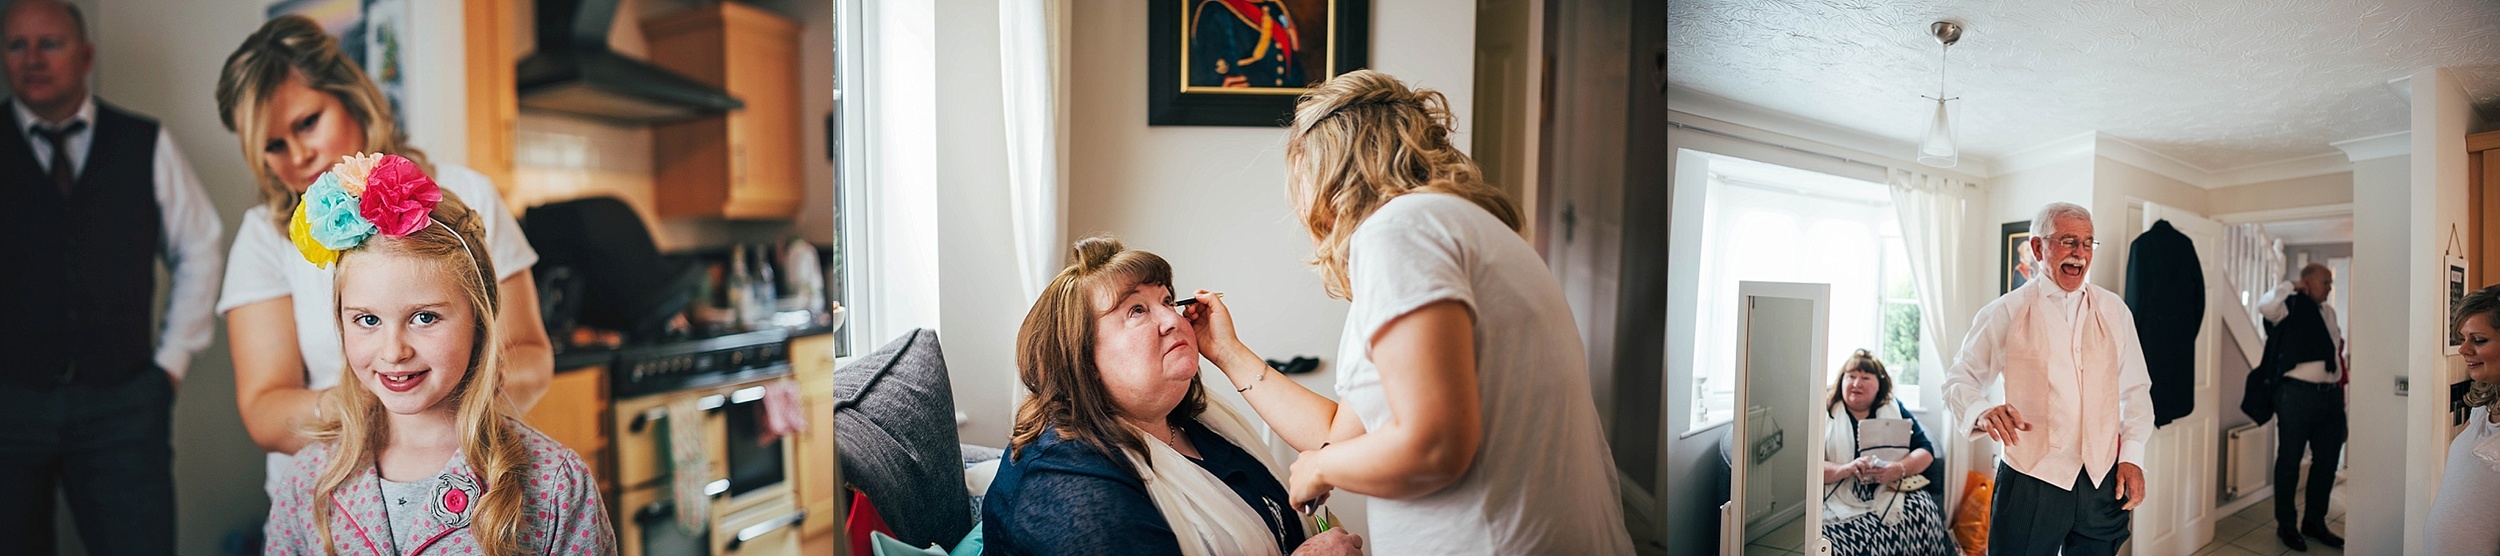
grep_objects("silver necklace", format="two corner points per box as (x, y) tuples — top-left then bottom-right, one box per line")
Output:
(1160, 424), (1187, 450)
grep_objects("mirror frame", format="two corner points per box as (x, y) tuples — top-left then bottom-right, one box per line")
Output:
(1724, 280), (1831, 556)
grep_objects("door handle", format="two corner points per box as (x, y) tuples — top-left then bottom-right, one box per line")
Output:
(725, 509), (808, 551)
(633, 500), (676, 524)
(628, 395), (730, 432)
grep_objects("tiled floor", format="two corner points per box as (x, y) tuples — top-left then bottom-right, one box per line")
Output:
(1744, 515), (1809, 556)
(2190, 493), (2347, 556)
(1740, 478), (2345, 556)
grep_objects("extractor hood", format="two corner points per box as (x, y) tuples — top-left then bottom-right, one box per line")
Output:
(517, 0), (743, 123)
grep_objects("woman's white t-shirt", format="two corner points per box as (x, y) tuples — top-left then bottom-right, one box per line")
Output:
(1331, 193), (1635, 555)
(215, 164), (538, 493)
(2429, 405), (2500, 555)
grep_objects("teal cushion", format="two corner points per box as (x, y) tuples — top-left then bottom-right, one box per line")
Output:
(870, 531), (946, 556)
(949, 523), (986, 556)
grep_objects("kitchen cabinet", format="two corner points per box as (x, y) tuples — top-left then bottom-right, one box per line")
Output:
(522, 365), (612, 497)
(789, 333), (841, 549)
(644, 2), (805, 220)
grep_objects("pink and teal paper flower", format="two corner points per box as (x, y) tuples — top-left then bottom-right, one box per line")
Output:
(303, 173), (375, 250)
(285, 152), (443, 267)
(359, 155), (441, 237)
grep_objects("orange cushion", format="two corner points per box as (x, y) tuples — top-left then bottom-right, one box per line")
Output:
(1952, 471), (1994, 556)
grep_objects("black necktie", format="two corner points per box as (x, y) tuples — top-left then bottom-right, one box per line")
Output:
(33, 120), (86, 196)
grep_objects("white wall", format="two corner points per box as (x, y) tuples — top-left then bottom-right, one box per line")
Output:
(2347, 151), (2412, 553)
(1988, 157), (2092, 239)
(2091, 157), (2208, 296)
(1059, 0), (1477, 542)
(2209, 172), (2354, 217)
(931, 0), (1021, 448)
(2400, 66), (2493, 553)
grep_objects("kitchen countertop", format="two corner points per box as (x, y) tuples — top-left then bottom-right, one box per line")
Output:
(550, 323), (834, 374)
(552, 347), (615, 373)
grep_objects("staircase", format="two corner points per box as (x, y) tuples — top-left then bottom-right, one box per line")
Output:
(2218, 223), (2287, 363)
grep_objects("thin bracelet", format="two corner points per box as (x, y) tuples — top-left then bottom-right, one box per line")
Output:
(1236, 366), (1271, 393)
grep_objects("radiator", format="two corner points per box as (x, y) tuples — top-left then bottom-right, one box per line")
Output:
(2227, 421), (2274, 498)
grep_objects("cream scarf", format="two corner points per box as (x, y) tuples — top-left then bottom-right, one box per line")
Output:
(1822, 402), (1915, 525)
(1119, 399), (1317, 556)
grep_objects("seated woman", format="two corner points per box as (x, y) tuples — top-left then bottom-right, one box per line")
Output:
(981, 236), (1362, 556)
(1820, 350), (1953, 556)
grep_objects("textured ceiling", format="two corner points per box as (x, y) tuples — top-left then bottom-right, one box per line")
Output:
(1668, 0), (2500, 171)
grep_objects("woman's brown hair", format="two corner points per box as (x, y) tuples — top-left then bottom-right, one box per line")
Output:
(2455, 285), (2500, 408)
(1826, 349), (1894, 413)
(216, 15), (431, 225)
(302, 192), (530, 555)
(1007, 235), (1209, 479)
(1286, 69), (1522, 300)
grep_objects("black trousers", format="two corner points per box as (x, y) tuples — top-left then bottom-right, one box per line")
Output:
(1988, 462), (2130, 556)
(2273, 378), (2346, 530)
(0, 369), (175, 554)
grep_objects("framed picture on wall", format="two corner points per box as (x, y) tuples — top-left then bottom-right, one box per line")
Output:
(2002, 221), (2035, 294)
(267, 0), (409, 129)
(2454, 255), (2471, 348)
(1148, 0), (1371, 126)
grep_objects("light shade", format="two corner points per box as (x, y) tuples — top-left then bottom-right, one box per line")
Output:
(1918, 98), (1957, 167)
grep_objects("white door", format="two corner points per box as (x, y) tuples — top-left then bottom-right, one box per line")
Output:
(2131, 202), (2225, 555)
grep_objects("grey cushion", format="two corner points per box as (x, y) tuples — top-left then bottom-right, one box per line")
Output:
(835, 329), (971, 548)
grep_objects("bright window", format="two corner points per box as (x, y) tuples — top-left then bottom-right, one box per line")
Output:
(1686, 153), (1922, 433)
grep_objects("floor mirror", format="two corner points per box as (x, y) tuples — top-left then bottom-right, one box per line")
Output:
(1723, 281), (1830, 555)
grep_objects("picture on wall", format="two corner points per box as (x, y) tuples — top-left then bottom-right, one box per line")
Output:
(2454, 256), (2471, 348)
(2003, 221), (2035, 294)
(266, 0), (408, 129)
(1148, 0), (1371, 126)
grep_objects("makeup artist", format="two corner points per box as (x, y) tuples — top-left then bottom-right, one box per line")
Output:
(1182, 69), (1634, 555)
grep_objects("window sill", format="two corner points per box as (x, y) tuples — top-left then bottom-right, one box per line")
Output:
(1680, 417), (1733, 439)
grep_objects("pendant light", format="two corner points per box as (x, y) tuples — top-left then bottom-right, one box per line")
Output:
(1918, 21), (1962, 168)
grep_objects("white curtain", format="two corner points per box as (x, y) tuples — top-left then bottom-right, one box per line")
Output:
(1886, 168), (1973, 513)
(1886, 169), (1972, 378)
(1000, 0), (1070, 301)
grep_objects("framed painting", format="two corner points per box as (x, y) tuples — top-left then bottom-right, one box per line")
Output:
(2002, 221), (2035, 295)
(1148, 0), (1371, 126)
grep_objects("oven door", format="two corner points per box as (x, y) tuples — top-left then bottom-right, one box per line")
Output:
(718, 377), (795, 513)
(715, 503), (808, 556)
(622, 486), (710, 556)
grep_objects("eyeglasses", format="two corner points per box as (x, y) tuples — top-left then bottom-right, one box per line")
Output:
(2050, 236), (2101, 251)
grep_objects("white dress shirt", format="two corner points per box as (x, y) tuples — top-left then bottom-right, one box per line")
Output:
(1942, 278), (2157, 488)
(12, 97), (225, 380)
(2256, 281), (2344, 384)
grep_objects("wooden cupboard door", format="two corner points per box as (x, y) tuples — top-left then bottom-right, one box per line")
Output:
(789, 334), (838, 540)
(522, 366), (611, 491)
(2478, 148), (2498, 288)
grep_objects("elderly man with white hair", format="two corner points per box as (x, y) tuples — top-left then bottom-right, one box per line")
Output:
(1942, 202), (2154, 556)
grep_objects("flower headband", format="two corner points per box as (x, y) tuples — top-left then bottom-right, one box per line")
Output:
(288, 153), (476, 273)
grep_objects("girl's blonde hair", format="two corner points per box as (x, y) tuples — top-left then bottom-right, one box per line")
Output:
(216, 15), (431, 226)
(302, 191), (527, 555)
(1286, 69), (1521, 300)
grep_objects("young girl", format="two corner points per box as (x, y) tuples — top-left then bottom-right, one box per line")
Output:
(216, 15), (554, 496)
(263, 154), (614, 555)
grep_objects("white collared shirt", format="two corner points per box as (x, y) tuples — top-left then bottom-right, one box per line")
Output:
(1942, 278), (2157, 487)
(2256, 281), (2345, 383)
(11, 96), (225, 380)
